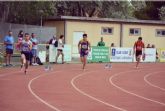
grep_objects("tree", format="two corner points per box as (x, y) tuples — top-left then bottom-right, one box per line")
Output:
(54, 1), (135, 19)
(159, 6), (165, 20)
(132, 1), (165, 20)
(0, 1), (56, 24)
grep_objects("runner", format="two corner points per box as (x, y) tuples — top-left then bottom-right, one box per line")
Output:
(20, 33), (32, 74)
(78, 34), (91, 70)
(134, 37), (145, 68)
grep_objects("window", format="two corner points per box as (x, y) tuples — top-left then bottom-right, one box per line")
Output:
(129, 28), (141, 36)
(156, 29), (165, 37)
(101, 27), (113, 35)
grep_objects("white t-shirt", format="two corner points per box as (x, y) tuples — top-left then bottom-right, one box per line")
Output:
(21, 40), (32, 52)
(57, 39), (64, 50)
(52, 39), (56, 44)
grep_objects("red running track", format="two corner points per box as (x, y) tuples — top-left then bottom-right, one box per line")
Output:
(0, 63), (165, 111)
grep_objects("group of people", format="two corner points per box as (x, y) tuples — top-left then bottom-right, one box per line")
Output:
(3, 30), (157, 73)
(4, 30), (39, 74)
(3, 30), (65, 74)
(146, 44), (156, 48)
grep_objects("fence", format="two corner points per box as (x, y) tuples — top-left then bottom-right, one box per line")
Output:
(0, 22), (56, 43)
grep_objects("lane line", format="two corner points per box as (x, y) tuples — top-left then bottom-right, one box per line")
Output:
(71, 70), (127, 111)
(109, 70), (165, 106)
(144, 71), (165, 91)
(28, 69), (86, 111)
(28, 71), (62, 111)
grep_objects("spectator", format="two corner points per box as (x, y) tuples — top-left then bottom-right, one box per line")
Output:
(16, 30), (24, 51)
(151, 44), (155, 48)
(4, 31), (14, 67)
(151, 44), (159, 60)
(97, 37), (105, 46)
(55, 35), (64, 64)
(18, 30), (24, 38)
(105, 43), (115, 69)
(146, 44), (151, 48)
(49, 36), (57, 45)
(111, 43), (115, 47)
(31, 33), (38, 65)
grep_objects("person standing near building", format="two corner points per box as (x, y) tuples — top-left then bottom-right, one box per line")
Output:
(78, 34), (91, 70)
(97, 37), (105, 46)
(134, 37), (145, 68)
(20, 33), (32, 74)
(105, 43), (115, 69)
(146, 44), (151, 48)
(31, 33), (38, 65)
(55, 35), (64, 64)
(49, 36), (57, 45)
(4, 31), (14, 67)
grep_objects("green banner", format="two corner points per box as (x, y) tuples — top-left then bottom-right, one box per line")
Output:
(90, 46), (110, 62)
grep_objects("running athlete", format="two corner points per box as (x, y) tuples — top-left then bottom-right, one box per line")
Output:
(134, 37), (145, 68)
(78, 34), (91, 70)
(20, 33), (32, 74)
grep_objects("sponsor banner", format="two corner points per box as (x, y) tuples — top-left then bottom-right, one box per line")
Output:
(133, 48), (156, 62)
(91, 46), (109, 62)
(110, 47), (133, 62)
(38, 51), (46, 63)
(134, 48), (156, 62)
(49, 45), (57, 62)
(159, 48), (165, 62)
(49, 45), (72, 63)
(38, 44), (46, 63)
(57, 45), (72, 62)
(143, 48), (156, 62)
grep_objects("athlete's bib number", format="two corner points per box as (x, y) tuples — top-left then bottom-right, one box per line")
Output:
(137, 46), (142, 50)
(82, 45), (88, 49)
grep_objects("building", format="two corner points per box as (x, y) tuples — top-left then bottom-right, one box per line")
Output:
(44, 16), (165, 50)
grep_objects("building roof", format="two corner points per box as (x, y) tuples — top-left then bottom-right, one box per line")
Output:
(47, 16), (165, 25)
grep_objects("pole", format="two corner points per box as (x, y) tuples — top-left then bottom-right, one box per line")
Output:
(40, 15), (42, 44)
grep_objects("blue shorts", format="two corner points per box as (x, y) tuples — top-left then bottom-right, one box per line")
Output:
(80, 50), (88, 57)
(31, 49), (37, 57)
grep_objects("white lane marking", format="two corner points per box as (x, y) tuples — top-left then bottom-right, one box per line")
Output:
(109, 70), (165, 106)
(28, 71), (62, 111)
(28, 69), (85, 111)
(71, 71), (127, 111)
(144, 71), (165, 91)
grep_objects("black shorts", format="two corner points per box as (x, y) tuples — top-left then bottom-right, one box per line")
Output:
(6, 49), (13, 54)
(57, 49), (63, 52)
(136, 50), (142, 57)
(21, 51), (31, 61)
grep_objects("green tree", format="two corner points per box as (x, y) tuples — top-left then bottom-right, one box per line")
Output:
(0, 1), (56, 24)
(132, 1), (165, 20)
(159, 6), (165, 20)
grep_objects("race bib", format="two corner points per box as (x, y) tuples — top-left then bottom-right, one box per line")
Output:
(137, 46), (142, 50)
(82, 45), (88, 49)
